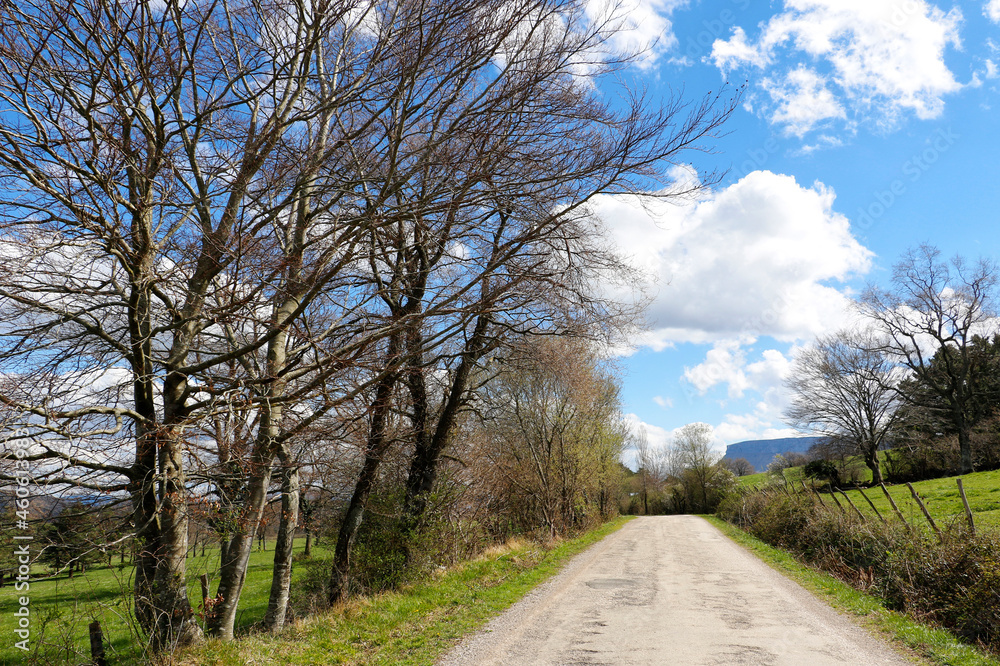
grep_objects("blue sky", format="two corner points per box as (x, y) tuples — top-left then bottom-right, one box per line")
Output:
(595, 0), (1000, 455)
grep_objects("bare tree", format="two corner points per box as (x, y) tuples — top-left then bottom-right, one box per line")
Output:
(0, 0), (741, 648)
(320, 0), (740, 597)
(720, 457), (754, 476)
(0, 0), (391, 648)
(635, 427), (653, 515)
(482, 337), (627, 537)
(860, 245), (999, 474)
(674, 423), (725, 512)
(785, 330), (901, 485)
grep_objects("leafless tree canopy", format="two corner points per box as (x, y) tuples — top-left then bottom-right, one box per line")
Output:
(0, 0), (739, 653)
(860, 245), (1000, 474)
(784, 330), (902, 485)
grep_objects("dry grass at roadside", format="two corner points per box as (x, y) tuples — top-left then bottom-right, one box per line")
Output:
(718, 488), (1000, 659)
(171, 518), (631, 666)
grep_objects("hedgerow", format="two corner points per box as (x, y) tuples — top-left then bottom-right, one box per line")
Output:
(718, 487), (1000, 654)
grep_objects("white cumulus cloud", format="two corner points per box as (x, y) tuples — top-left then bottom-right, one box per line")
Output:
(652, 395), (674, 409)
(684, 341), (795, 401)
(601, 170), (873, 348)
(763, 66), (846, 137)
(987, 0), (1000, 23)
(711, 0), (963, 137)
(684, 340), (750, 398)
(585, 0), (689, 68)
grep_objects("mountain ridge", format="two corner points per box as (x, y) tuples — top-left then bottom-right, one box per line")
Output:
(723, 436), (825, 474)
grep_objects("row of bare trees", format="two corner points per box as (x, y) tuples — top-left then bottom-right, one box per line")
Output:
(632, 422), (736, 514)
(478, 337), (628, 536)
(785, 245), (1000, 484)
(0, 0), (737, 653)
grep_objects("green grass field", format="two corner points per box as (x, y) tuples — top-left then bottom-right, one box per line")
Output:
(739, 463), (1000, 532)
(837, 469), (1000, 532)
(0, 519), (633, 666)
(0, 538), (332, 665)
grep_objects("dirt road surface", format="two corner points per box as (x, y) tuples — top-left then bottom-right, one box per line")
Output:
(439, 515), (917, 666)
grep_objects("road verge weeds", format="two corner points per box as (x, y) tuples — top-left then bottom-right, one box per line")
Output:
(715, 488), (1000, 664)
(174, 517), (632, 665)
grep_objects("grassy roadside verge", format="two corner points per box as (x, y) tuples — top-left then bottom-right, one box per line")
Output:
(175, 517), (633, 666)
(705, 516), (1000, 666)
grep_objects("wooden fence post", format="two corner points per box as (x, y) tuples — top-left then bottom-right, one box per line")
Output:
(828, 490), (847, 515)
(801, 479), (832, 509)
(956, 478), (976, 536)
(89, 620), (106, 666)
(905, 482), (942, 540)
(856, 486), (887, 524)
(836, 489), (867, 521)
(879, 483), (909, 526)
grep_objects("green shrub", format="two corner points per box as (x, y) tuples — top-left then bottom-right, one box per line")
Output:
(804, 459), (840, 486)
(290, 555), (335, 618)
(879, 530), (1000, 646)
(720, 488), (1000, 654)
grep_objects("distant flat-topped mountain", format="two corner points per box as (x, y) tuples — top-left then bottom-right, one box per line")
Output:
(723, 436), (825, 474)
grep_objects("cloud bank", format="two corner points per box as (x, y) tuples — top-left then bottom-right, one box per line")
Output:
(711, 1), (963, 137)
(600, 169), (873, 349)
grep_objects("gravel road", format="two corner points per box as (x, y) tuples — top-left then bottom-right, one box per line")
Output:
(438, 515), (918, 666)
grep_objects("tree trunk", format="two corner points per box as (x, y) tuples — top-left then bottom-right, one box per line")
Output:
(864, 449), (884, 486)
(402, 319), (431, 523)
(403, 314), (491, 530)
(958, 423), (974, 474)
(218, 536), (229, 570)
(264, 448), (299, 632)
(329, 340), (400, 604)
(329, 460), (379, 604)
(206, 450), (275, 640)
(129, 301), (160, 638)
(207, 289), (300, 640)
(131, 376), (201, 650)
(149, 426), (202, 651)
(641, 471), (648, 515)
